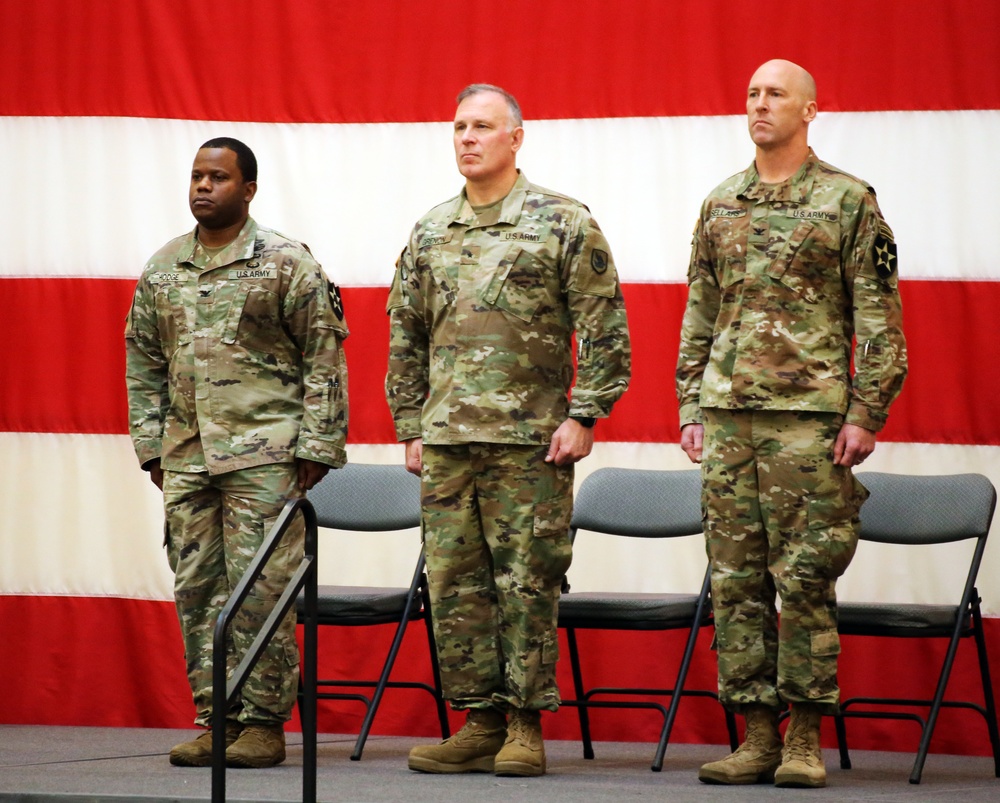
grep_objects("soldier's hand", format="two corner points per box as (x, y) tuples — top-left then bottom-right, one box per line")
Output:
(834, 423), (877, 467)
(680, 423), (704, 464)
(404, 438), (423, 476)
(546, 419), (594, 466)
(297, 459), (330, 491)
(147, 459), (164, 491)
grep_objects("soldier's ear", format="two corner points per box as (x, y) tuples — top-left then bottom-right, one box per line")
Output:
(244, 181), (258, 204)
(511, 126), (524, 154)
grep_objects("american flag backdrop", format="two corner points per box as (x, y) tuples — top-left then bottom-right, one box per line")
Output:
(2, 0), (999, 753)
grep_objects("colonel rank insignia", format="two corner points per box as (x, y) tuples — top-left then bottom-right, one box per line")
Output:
(873, 220), (898, 280)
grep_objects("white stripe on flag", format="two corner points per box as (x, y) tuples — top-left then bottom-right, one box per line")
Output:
(3, 432), (998, 613)
(2, 111), (998, 282)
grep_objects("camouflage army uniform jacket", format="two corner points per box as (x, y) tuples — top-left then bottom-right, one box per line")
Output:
(386, 171), (631, 445)
(125, 218), (349, 474)
(676, 151), (907, 432)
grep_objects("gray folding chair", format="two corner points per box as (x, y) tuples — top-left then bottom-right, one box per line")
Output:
(835, 471), (999, 783)
(296, 463), (449, 760)
(557, 467), (738, 771)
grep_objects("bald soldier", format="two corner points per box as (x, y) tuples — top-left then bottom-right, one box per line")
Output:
(386, 84), (630, 777)
(676, 60), (907, 788)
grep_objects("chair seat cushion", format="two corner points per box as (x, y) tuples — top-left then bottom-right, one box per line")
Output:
(558, 591), (707, 630)
(296, 585), (415, 623)
(838, 601), (961, 635)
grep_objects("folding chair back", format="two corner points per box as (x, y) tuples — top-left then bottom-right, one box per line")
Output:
(309, 463), (423, 532)
(571, 466), (703, 537)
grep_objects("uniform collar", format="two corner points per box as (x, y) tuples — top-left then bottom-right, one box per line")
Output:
(737, 149), (819, 204)
(447, 170), (531, 227)
(178, 217), (259, 267)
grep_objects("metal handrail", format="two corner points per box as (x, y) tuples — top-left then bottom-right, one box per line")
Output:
(210, 497), (318, 803)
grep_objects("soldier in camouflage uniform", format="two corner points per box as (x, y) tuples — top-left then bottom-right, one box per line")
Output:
(676, 61), (907, 788)
(386, 85), (630, 777)
(125, 138), (349, 768)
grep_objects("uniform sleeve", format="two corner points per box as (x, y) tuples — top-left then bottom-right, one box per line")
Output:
(675, 208), (719, 428)
(843, 191), (908, 431)
(385, 243), (429, 441)
(124, 275), (168, 469)
(563, 212), (631, 419)
(284, 253), (350, 468)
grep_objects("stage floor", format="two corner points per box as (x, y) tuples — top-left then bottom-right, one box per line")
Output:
(1, 725), (997, 802)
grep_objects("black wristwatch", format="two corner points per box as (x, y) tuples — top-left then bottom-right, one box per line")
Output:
(571, 416), (596, 428)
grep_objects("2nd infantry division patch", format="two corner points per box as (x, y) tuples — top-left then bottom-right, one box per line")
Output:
(329, 281), (345, 320)
(873, 222), (898, 280)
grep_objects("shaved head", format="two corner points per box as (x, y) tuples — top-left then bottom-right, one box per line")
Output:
(750, 59), (816, 103)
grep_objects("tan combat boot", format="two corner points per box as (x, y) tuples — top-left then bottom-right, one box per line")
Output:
(774, 703), (826, 788)
(698, 705), (782, 784)
(494, 709), (545, 777)
(169, 721), (243, 767)
(408, 709), (507, 773)
(225, 723), (286, 768)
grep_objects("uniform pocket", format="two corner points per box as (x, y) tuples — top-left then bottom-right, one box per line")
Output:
(811, 628), (841, 657)
(224, 284), (282, 353)
(153, 285), (189, 355)
(805, 483), (862, 578)
(765, 221), (839, 303)
(533, 496), (571, 539)
(719, 255), (745, 289)
(484, 246), (545, 324)
(807, 490), (854, 530)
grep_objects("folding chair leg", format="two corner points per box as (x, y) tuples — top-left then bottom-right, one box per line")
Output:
(909, 603), (973, 784)
(350, 607), (414, 760)
(652, 575), (710, 772)
(834, 712), (852, 769)
(972, 600), (1000, 777)
(724, 708), (739, 751)
(566, 627), (595, 759)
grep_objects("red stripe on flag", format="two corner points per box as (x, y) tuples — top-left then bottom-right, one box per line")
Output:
(2, 593), (998, 754)
(2, 278), (998, 446)
(3, 1), (999, 122)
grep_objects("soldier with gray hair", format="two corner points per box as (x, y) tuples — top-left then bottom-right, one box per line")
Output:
(125, 137), (349, 769)
(676, 60), (907, 788)
(386, 84), (630, 776)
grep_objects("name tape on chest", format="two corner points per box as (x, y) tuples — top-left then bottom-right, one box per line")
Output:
(709, 208), (747, 219)
(149, 272), (187, 284)
(419, 235), (452, 248)
(789, 209), (838, 221)
(228, 268), (278, 280)
(500, 231), (542, 242)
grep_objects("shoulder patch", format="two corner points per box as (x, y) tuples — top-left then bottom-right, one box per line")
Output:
(328, 281), (345, 321)
(873, 221), (898, 280)
(591, 249), (609, 274)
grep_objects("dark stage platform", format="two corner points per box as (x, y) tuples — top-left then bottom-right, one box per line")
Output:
(1, 726), (998, 802)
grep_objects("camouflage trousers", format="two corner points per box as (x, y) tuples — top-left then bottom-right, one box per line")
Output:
(163, 463), (304, 727)
(420, 443), (574, 713)
(701, 409), (868, 715)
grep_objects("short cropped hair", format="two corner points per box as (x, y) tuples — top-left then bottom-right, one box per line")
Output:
(199, 137), (258, 183)
(456, 84), (523, 128)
